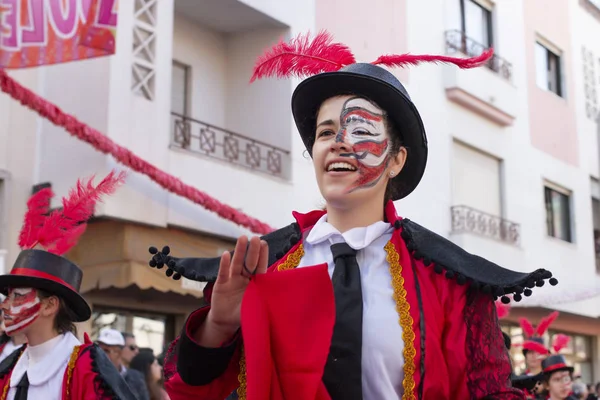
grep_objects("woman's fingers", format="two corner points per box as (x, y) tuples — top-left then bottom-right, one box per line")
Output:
(244, 236), (262, 275)
(230, 236), (249, 277)
(256, 240), (269, 274)
(216, 251), (231, 284)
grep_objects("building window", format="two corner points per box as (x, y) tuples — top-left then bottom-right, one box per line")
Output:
(535, 42), (563, 97)
(171, 61), (190, 116)
(544, 185), (572, 242)
(460, 0), (493, 47)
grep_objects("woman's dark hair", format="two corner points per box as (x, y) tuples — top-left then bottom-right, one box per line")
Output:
(37, 290), (77, 336)
(130, 351), (163, 400)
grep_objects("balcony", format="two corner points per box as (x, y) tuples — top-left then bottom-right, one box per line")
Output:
(443, 30), (517, 126)
(451, 205), (521, 246)
(445, 30), (513, 82)
(170, 113), (291, 179)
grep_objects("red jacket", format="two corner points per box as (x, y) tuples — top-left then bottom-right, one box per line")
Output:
(159, 202), (538, 400)
(0, 334), (136, 400)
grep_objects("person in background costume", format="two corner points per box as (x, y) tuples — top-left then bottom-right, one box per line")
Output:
(519, 311), (560, 399)
(540, 335), (576, 400)
(148, 31), (558, 400)
(0, 171), (137, 400)
(495, 302), (544, 399)
(0, 314), (26, 364)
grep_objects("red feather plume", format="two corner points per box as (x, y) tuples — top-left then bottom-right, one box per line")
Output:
(250, 31), (356, 82)
(370, 48), (494, 69)
(522, 340), (550, 355)
(18, 187), (54, 249)
(519, 317), (536, 338)
(552, 334), (570, 353)
(536, 311), (559, 337)
(495, 300), (510, 319)
(35, 170), (127, 255)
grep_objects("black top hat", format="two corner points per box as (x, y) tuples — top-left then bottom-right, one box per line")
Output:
(291, 63), (428, 200)
(0, 250), (91, 322)
(542, 354), (574, 375)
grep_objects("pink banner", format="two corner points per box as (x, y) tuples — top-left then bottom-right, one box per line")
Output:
(0, 0), (118, 69)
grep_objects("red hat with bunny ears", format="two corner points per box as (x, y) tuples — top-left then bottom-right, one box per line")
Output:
(520, 311), (559, 355)
(251, 31), (492, 199)
(0, 171), (126, 322)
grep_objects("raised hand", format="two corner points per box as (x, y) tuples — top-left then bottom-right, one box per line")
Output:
(195, 235), (268, 347)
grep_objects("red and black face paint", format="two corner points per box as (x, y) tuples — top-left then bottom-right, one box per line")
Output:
(2, 288), (41, 335)
(335, 97), (391, 192)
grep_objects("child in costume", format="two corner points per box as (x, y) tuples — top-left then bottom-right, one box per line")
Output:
(148, 32), (558, 400)
(0, 171), (137, 400)
(540, 336), (576, 400)
(518, 311), (560, 399)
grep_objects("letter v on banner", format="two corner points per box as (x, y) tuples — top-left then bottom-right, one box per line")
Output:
(0, 0), (118, 69)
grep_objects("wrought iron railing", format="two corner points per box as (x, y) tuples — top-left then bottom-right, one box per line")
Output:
(451, 205), (520, 245)
(445, 30), (513, 82)
(170, 113), (290, 178)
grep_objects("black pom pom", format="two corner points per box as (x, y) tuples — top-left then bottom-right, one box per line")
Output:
(167, 259), (176, 268)
(156, 261), (164, 270)
(172, 273), (182, 280)
(470, 280), (480, 290)
(289, 234), (300, 245)
(433, 264), (443, 274)
(493, 287), (504, 297)
(400, 231), (410, 240)
(524, 288), (533, 297)
(148, 259), (157, 267)
(514, 286), (524, 294)
(413, 251), (423, 260)
(549, 277), (558, 286)
(536, 280), (545, 287)
(501, 296), (510, 304)
(394, 220), (401, 230)
(542, 270), (552, 279)
(482, 285), (492, 294)
(445, 270), (455, 279)
(526, 280), (535, 288)
(513, 293), (522, 302)
(166, 268), (174, 277)
(162, 246), (170, 255)
(275, 252), (284, 259)
(456, 274), (466, 285)
(423, 257), (432, 266)
(149, 246), (158, 254)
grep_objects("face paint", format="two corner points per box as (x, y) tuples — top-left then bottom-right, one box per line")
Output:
(335, 97), (391, 192)
(3, 288), (41, 335)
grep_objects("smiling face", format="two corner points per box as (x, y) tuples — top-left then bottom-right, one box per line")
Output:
(313, 95), (406, 208)
(0, 288), (41, 335)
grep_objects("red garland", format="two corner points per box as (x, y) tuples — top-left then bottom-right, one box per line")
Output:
(0, 69), (274, 235)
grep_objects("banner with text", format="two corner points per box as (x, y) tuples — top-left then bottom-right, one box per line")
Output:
(0, 0), (118, 69)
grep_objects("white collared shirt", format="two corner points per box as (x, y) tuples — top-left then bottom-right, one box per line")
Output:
(0, 341), (23, 364)
(298, 214), (405, 400)
(8, 332), (81, 400)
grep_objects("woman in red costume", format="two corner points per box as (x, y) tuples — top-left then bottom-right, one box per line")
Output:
(148, 32), (558, 400)
(0, 171), (136, 399)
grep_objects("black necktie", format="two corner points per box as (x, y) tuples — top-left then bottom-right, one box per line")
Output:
(322, 242), (363, 400)
(14, 373), (29, 400)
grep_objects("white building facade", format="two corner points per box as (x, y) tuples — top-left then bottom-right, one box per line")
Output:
(1, 0), (600, 381)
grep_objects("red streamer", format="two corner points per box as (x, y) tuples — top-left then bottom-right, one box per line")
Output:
(0, 69), (274, 235)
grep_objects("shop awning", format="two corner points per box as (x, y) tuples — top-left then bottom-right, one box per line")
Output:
(80, 260), (206, 299)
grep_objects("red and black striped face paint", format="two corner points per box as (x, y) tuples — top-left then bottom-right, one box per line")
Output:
(2, 288), (41, 335)
(335, 97), (390, 192)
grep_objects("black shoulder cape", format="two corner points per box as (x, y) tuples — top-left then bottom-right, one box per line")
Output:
(148, 219), (556, 304)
